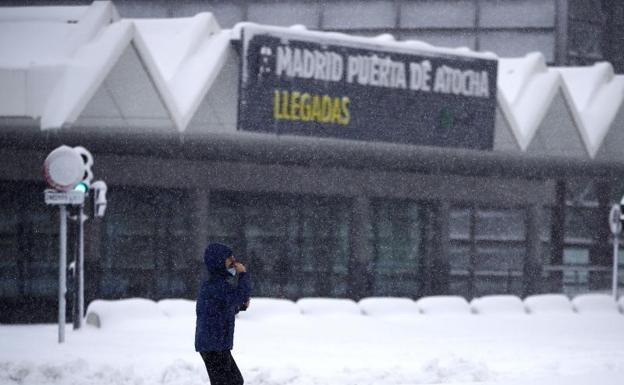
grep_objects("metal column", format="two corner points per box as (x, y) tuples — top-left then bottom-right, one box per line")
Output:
(78, 205), (85, 328)
(58, 205), (67, 343)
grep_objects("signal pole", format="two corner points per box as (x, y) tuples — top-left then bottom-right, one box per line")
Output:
(44, 145), (90, 343)
(44, 145), (106, 341)
(58, 204), (67, 343)
(78, 204), (86, 329)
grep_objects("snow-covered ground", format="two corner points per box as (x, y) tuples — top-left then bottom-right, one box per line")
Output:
(1, 296), (624, 385)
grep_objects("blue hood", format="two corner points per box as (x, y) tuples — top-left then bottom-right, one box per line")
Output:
(204, 243), (232, 276)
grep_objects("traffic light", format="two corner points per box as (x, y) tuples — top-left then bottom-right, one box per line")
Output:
(72, 146), (93, 193)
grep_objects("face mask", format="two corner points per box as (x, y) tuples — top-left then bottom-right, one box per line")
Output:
(227, 267), (237, 276)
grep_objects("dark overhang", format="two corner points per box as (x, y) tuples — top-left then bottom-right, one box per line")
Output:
(1, 126), (623, 180)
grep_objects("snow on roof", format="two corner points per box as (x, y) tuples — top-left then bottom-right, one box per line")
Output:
(232, 21), (497, 60)
(553, 63), (624, 157)
(496, 52), (593, 156)
(1, 1), (623, 160)
(0, 1), (123, 123)
(0, 1), (228, 132)
(42, 20), (134, 129)
(132, 13), (228, 131)
(495, 53), (624, 158)
(497, 53), (565, 150)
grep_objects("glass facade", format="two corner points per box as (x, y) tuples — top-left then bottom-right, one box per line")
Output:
(207, 192), (351, 299)
(1, 178), (620, 322)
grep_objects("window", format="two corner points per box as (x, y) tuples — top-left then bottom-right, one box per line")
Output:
(248, 2), (320, 28)
(400, 1), (475, 29)
(0, 189), (19, 298)
(300, 199), (350, 297)
(559, 180), (607, 295)
(322, 1), (395, 30)
(101, 187), (192, 298)
(24, 209), (58, 297)
(479, 0), (556, 28)
(475, 209), (525, 241)
(565, 207), (599, 244)
(0, 183), (59, 299)
(543, 179), (612, 295)
(449, 206), (527, 298)
(479, 31), (555, 62)
(371, 200), (426, 297)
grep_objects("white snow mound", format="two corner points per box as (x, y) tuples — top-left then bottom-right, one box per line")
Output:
(237, 297), (301, 320)
(157, 298), (195, 318)
(572, 293), (619, 314)
(85, 298), (165, 328)
(296, 297), (361, 315)
(524, 294), (574, 314)
(358, 297), (420, 316)
(471, 295), (526, 315)
(416, 295), (472, 315)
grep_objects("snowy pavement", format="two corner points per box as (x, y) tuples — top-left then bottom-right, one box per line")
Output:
(1, 297), (624, 385)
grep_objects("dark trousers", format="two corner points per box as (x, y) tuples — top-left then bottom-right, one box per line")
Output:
(200, 350), (244, 385)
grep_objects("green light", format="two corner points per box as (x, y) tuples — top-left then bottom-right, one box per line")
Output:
(74, 182), (89, 193)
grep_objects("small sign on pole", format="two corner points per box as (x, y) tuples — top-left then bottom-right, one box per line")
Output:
(44, 189), (85, 206)
(609, 204), (621, 300)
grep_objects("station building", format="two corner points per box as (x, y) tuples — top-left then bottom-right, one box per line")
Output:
(1, 1), (624, 322)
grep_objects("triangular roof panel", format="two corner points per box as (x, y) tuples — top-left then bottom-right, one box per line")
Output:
(42, 20), (133, 129)
(555, 64), (624, 157)
(497, 53), (573, 151)
(493, 93), (522, 152)
(525, 88), (589, 158)
(75, 41), (174, 132)
(132, 13), (230, 132)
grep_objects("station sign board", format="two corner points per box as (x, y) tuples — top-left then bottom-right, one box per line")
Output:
(238, 26), (498, 150)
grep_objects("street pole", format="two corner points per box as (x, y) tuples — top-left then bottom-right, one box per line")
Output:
(59, 205), (67, 343)
(609, 204), (622, 301)
(44, 145), (95, 342)
(613, 233), (619, 300)
(78, 204), (85, 329)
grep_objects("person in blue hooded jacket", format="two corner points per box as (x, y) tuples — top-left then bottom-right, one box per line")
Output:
(196, 243), (251, 385)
